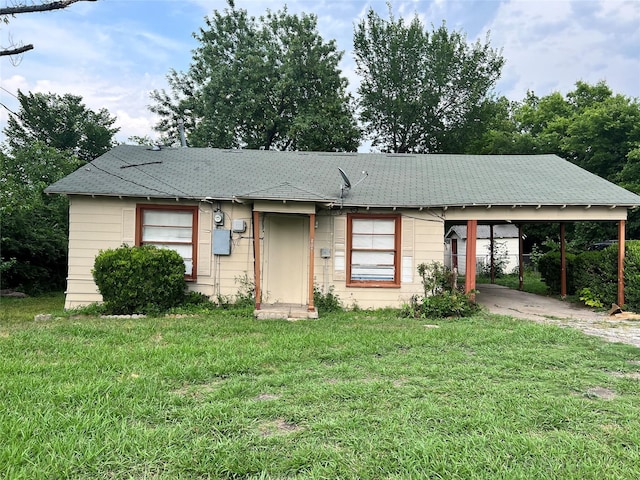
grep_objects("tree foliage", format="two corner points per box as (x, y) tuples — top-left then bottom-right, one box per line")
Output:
(353, 7), (504, 153)
(4, 90), (119, 162)
(150, 1), (359, 151)
(1, 91), (118, 293)
(0, 142), (83, 293)
(476, 81), (640, 246)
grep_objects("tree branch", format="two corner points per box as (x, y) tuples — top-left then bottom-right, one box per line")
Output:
(0, 0), (96, 16)
(0, 43), (34, 56)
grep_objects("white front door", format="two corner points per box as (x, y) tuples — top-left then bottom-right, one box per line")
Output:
(263, 215), (309, 304)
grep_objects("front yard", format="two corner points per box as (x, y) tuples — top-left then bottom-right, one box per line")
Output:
(1, 296), (640, 479)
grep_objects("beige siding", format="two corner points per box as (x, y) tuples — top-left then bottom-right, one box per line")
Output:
(65, 198), (444, 310)
(65, 196), (221, 308)
(207, 202), (255, 301)
(313, 209), (445, 309)
(65, 197), (135, 308)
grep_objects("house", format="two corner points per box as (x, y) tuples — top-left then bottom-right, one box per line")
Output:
(445, 224), (520, 275)
(45, 146), (640, 316)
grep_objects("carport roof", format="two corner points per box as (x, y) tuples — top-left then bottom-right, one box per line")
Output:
(45, 145), (640, 209)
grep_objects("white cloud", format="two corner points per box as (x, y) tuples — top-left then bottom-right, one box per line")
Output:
(487, 0), (640, 100)
(1, 0), (638, 153)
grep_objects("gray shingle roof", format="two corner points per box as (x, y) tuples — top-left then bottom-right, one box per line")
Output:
(45, 145), (640, 208)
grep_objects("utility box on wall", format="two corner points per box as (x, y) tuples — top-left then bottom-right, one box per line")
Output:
(232, 219), (246, 233)
(212, 229), (231, 255)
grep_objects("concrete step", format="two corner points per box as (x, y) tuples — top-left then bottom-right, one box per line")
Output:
(254, 303), (318, 320)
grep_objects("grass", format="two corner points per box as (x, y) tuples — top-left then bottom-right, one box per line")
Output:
(477, 271), (550, 296)
(2, 295), (640, 478)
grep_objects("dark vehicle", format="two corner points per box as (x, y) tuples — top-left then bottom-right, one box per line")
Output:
(587, 240), (617, 251)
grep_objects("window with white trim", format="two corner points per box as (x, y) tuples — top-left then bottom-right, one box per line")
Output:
(347, 214), (401, 286)
(136, 205), (198, 280)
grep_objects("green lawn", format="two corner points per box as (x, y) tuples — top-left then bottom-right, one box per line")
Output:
(1, 295), (640, 479)
(477, 271), (550, 296)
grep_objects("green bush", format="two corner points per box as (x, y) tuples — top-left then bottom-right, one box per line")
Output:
(573, 240), (640, 311)
(625, 241), (640, 311)
(417, 261), (454, 296)
(403, 291), (479, 319)
(538, 251), (577, 294)
(93, 245), (187, 315)
(314, 285), (343, 313)
(404, 262), (478, 318)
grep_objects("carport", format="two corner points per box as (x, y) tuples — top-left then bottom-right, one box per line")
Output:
(439, 155), (640, 305)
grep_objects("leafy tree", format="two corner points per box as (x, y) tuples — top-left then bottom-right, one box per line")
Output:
(1, 90), (118, 293)
(4, 90), (118, 162)
(476, 81), (640, 246)
(150, 1), (359, 151)
(353, 7), (504, 153)
(1, 1), (97, 58)
(0, 142), (82, 293)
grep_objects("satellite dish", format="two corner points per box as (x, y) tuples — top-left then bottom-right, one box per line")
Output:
(338, 167), (351, 189)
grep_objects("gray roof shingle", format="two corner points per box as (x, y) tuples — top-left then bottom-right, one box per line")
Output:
(45, 145), (640, 208)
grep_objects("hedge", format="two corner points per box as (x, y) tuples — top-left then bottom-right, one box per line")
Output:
(93, 245), (187, 315)
(540, 240), (640, 311)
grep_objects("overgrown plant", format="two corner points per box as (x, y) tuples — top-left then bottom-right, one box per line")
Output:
(573, 241), (640, 311)
(417, 261), (454, 296)
(233, 273), (256, 308)
(578, 287), (604, 308)
(313, 285), (343, 313)
(479, 241), (509, 278)
(407, 262), (478, 318)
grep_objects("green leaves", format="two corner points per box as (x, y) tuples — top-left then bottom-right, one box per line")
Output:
(150, 2), (360, 151)
(93, 245), (187, 315)
(1, 91), (118, 294)
(354, 8), (504, 153)
(0, 142), (81, 293)
(4, 91), (118, 163)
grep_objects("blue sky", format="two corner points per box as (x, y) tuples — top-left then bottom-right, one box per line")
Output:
(1, 0), (638, 149)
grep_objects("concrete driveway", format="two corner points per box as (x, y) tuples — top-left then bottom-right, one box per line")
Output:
(476, 284), (640, 348)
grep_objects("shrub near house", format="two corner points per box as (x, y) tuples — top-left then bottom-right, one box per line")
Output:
(93, 245), (187, 315)
(540, 240), (640, 311)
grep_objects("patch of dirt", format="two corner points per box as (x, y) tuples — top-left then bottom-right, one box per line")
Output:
(255, 393), (280, 401)
(258, 418), (301, 437)
(585, 386), (616, 400)
(609, 372), (640, 380)
(172, 380), (224, 397)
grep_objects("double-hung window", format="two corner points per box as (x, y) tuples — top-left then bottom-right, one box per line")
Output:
(136, 205), (198, 280)
(347, 214), (401, 287)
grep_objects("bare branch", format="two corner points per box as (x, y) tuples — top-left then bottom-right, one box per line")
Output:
(0, 0), (96, 16)
(1, 1), (98, 59)
(0, 44), (34, 56)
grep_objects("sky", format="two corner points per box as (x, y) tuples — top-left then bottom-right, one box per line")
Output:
(1, 0), (639, 149)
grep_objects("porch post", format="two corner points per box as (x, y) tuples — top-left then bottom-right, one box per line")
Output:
(618, 220), (626, 306)
(308, 213), (316, 312)
(490, 224), (495, 284)
(560, 223), (567, 299)
(465, 220), (477, 297)
(518, 224), (524, 291)
(253, 210), (261, 310)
